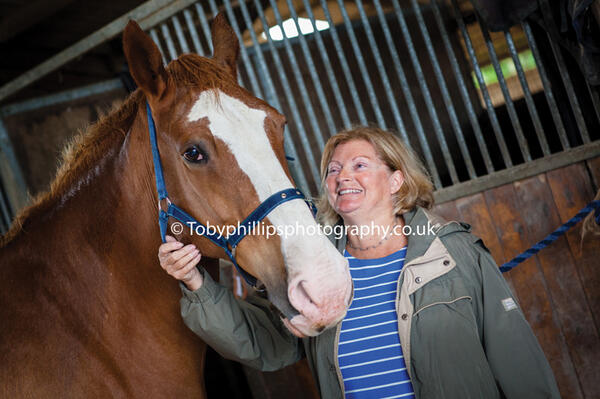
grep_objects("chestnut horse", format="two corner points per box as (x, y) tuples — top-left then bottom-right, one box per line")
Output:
(0, 15), (351, 397)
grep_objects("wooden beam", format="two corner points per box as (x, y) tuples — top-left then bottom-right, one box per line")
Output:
(0, 0), (198, 103)
(434, 141), (600, 204)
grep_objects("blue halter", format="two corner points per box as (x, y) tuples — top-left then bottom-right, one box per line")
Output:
(146, 102), (315, 287)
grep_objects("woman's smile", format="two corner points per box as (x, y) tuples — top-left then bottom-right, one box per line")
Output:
(326, 139), (398, 219)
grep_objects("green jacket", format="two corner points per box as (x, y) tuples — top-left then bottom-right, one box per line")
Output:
(180, 207), (560, 398)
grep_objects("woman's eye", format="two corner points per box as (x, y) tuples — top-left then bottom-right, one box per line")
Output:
(328, 167), (340, 175)
(183, 146), (207, 163)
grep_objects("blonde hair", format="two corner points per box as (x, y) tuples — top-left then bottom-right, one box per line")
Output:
(317, 126), (434, 226)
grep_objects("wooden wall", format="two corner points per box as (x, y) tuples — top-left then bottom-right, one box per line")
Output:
(433, 157), (600, 399)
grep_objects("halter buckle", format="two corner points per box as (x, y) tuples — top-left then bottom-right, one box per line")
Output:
(158, 197), (172, 213)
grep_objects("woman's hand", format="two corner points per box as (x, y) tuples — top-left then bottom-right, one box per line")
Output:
(158, 235), (203, 290)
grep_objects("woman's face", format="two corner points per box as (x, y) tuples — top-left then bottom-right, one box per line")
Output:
(325, 139), (403, 221)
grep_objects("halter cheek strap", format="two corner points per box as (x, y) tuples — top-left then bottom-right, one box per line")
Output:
(146, 102), (315, 287)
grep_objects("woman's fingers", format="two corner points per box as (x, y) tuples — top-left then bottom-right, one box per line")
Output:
(157, 236), (201, 275)
(165, 235), (177, 242)
(172, 248), (200, 271)
(174, 254), (202, 280)
(159, 241), (184, 255)
(159, 243), (195, 267)
(158, 236), (204, 289)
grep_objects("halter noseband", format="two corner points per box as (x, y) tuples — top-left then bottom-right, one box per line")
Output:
(146, 102), (315, 287)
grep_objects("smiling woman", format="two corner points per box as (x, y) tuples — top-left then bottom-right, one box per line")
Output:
(160, 125), (560, 398)
(318, 126), (433, 229)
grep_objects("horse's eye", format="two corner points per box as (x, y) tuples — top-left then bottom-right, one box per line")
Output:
(182, 145), (207, 163)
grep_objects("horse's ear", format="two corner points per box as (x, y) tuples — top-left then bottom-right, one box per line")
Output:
(211, 13), (239, 79)
(123, 20), (169, 101)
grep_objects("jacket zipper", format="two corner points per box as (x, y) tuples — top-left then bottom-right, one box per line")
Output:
(333, 322), (345, 397)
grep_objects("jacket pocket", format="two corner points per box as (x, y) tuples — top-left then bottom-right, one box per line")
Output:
(412, 274), (471, 309)
(410, 278), (500, 399)
(413, 295), (472, 317)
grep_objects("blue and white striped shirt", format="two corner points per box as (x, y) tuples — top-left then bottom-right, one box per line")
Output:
(338, 247), (415, 399)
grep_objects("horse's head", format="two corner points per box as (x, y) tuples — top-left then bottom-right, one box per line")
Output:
(122, 16), (351, 336)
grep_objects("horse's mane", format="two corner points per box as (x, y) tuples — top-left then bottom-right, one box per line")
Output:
(0, 91), (142, 246)
(1, 53), (231, 247)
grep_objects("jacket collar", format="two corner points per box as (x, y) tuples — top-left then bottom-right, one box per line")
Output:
(404, 206), (471, 264)
(332, 206), (471, 263)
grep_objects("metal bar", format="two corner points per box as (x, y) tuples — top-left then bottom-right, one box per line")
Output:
(505, 29), (550, 155)
(371, 0), (436, 171)
(236, 0), (310, 194)
(429, 0), (493, 174)
(0, 184), (11, 233)
(479, 20), (531, 162)
(450, 0), (512, 168)
(435, 141), (600, 204)
(284, 0), (337, 136)
(335, 0), (386, 128)
(183, 9), (204, 55)
(409, 0), (476, 179)
(160, 22), (178, 61)
(391, 0), (456, 185)
(252, 0), (322, 187)
(586, 81), (600, 125)
(302, 0), (351, 128)
(355, 0), (407, 140)
(522, 21), (569, 150)
(268, 0), (326, 150)
(220, 0), (263, 96)
(0, 79), (123, 117)
(194, 3), (212, 54)
(546, 33), (591, 144)
(0, 0), (198, 102)
(236, 1), (276, 107)
(0, 119), (29, 213)
(149, 28), (168, 65)
(319, 0), (368, 125)
(171, 15), (190, 54)
(206, 0), (218, 16)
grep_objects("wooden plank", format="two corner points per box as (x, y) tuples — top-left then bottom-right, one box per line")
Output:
(513, 174), (597, 398)
(455, 193), (519, 303)
(484, 183), (582, 399)
(547, 164), (600, 323)
(432, 200), (460, 222)
(434, 141), (600, 204)
(546, 164), (600, 398)
(586, 156), (600, 189)
(455, 193), (504, 262)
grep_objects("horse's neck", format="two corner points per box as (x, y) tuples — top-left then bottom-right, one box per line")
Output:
(0, 113), (207, 393)
(1, 112), (163, 303)
(1, 108), (185, 339)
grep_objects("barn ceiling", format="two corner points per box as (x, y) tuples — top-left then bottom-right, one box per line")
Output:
(0, 0), (146, 103)
(0, 0), (480, 105)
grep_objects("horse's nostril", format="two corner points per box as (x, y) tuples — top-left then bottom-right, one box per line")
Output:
(289, 279), (319, 314)
(298, 281), (314, 305)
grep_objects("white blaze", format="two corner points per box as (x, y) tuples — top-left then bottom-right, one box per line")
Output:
(187, 91), (315, 264)
(188, 90), (351, 334)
